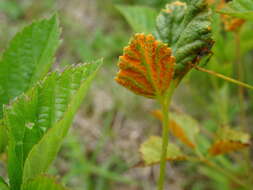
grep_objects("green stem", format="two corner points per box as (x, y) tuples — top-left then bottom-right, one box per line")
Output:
(234, 31), (246, 129)
(194, 65), (253, 91)
(157, 84), (174, 190)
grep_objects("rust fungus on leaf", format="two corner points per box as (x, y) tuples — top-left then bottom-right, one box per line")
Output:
(208, 127), (250, 156)
(218, 0), (245, 32)
(209, 140), (249, 156)
(115, 33), (175, 98)
(152, 110), (196, 148)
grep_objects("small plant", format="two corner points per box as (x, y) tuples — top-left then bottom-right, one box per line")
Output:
(116, 0), (253, 189)
(0, 14), (102, 190)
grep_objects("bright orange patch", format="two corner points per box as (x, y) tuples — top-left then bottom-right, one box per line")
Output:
(208, 140), (249, 156)
(170, 120), (195, 148)
(115, 34), (175, 98)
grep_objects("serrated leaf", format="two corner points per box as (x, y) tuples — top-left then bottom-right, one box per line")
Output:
(115, 33), (175, 98)
(4, 61), (102, 189)
(156, 0), (213, 81)
(139, 136), (185, 166)
(152, 110), (199, 148)
(170, 112), (199, 148)
(220, 0), (253, 21)
(208, 127), (250, 156)
(22, 176), (68, 190)
(0, 14), (61, 118)
(116, 5), (157, 33)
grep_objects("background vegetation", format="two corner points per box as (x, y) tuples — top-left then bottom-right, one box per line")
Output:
(0, 0), (253, 189)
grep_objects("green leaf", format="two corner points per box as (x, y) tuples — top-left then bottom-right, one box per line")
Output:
(220, 0), (253, 21)
(4, 61), (102, 190)
(156, 0), (213, 81)
(0, 14), (61, 118)
(170, 112), (200, 148)
(208, 126), (250, 156)
(0, 176), (9, 190)
(139, 136), (185, 166)
(22, 176), (67, 190)
(116, 5), (157, 33)
(152, 110), (199, 148)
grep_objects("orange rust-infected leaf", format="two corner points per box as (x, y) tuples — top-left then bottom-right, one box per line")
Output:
(218, 0), (245, 32)
(209, 140), (249, 156)
(221, 15), (245, 31)
(170, 120), (195, 148)
(115, 33), (175, 98)
(152, 110), (196, 148)
(208, 127), (250, 156)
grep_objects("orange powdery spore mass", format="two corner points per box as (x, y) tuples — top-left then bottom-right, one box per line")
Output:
(115, 34), (175, 98)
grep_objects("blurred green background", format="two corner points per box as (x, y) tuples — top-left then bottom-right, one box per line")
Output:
(1, 0), (253, 189)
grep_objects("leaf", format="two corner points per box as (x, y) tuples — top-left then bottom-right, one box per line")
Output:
(138, 136), (185, 166)
(0, 14), (61, 118)
(115, 33), (175, 98)
(156, 0), (213, 81)
(22, 61), (101, 184)
(170, 112), (199, 148)
(4, 61), (102, 189)
(116, 5), (157, 33)
(220, 0), (253, 21)
(208, 127), (250, 156)
(22, 176), (68, 190)
(217, 0), (245, 31)
(152, 110), (199, 148)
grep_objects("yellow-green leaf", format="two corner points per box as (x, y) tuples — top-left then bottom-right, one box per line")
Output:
(152, 110), (199, 148)
(139, 136), (185, 166)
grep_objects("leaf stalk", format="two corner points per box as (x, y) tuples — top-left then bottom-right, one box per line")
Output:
(194, 65), (253, 91)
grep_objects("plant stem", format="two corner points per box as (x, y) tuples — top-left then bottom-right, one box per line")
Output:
(157, 85), (174, 190)
(193, 65), (253, 91)
(234, 31), (246, 129)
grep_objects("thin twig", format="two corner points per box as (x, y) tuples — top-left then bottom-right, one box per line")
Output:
(193, 65), (253, 91)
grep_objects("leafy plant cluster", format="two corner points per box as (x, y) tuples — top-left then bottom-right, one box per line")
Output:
(116, 0), (253, 189)
(0, 15), (101, 190)
(0, 0), (253, 189)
